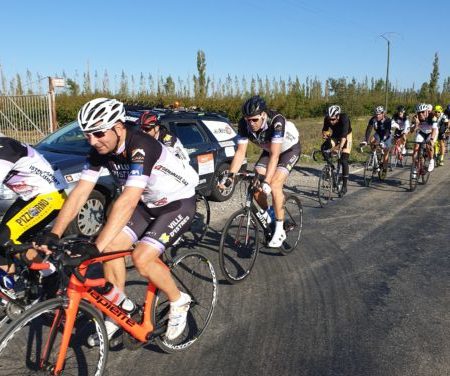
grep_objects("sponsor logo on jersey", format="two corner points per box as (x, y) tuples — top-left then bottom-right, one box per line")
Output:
(153, 165), (189, 186)
(131, 148), (145, 162)
(15, 198), (49, 226)
(153, 197), (168, 206)
(129, 163), (143, 176)
(167, 214), (190, 238)
(159, 233), (171, 244)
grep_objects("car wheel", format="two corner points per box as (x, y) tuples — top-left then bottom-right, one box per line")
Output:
(65, 190), (106, 237)
(209, 164), (236, 202)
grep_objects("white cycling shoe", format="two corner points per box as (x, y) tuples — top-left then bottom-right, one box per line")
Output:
(165, 292), (191, 341)
(428, 158), (435, 172)
(268, 228), (286, 248)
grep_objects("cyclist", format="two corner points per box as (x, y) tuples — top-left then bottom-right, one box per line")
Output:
(361, 106), (397, 174)
(411, 103), (438, 172)
(138, 111), (190, 164)
(391, 105), (410, 160)
(0, 137), (67, 299)
(433, 105), (449, 165)
(218, 95), (300, 248)
(38, 98), (199, 341)
(321, 105), (352, 194)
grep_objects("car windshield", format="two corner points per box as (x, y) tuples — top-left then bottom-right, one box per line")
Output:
(36, 121), (90, 154)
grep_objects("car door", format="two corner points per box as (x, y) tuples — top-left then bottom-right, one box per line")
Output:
(164, 119), (217, 194)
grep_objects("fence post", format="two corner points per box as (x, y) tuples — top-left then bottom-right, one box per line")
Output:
(48, 77), (57, 132)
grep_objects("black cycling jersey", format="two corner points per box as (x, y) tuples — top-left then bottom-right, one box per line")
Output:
(237, 110), (299, 153)
(81, 129), (198, 208)
(366, 116), (395, 141)
(322, 113), (352, 140)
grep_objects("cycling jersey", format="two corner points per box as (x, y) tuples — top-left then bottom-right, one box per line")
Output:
(237, 110), (300, 153)
(80, 129), (199, 209)
(0, 137), (66, 201)
(416, 118), (438, 135)
(366, 116), (396, 141)
(436, 114), (449, 135)
(392, 114), (410, 136)
(156, 127), (190, 164)
(322, 113), (352, 140)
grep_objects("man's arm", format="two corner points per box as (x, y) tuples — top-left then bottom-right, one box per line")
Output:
(94, 186), (144, 252)
(229, 142), (248, 174)
(51, 179), (96, 237)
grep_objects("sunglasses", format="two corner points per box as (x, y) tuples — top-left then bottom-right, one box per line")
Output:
(246, 117), (261, 123)
(84, 129), (108, 139)
(329, 117), (338, 122)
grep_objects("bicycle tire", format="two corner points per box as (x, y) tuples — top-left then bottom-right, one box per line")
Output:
(279, 194), (303, 255)
(152, 252), (217, 353)
(218, 208), (259, 284)
(0, 298), (108, 376)
(409, 158), (418, 191)
(421, 156), (431, 184)
(363, 154), (374, 186)
(183, 194), (210, 244)
(317, 166), (332, 207)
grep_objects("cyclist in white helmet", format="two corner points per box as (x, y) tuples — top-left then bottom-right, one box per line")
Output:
(38, 98), (199, 342)
(412, 103), (438, 172)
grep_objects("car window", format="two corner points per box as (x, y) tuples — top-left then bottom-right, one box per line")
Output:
(36, 121), (91, 153)
(170, 122), (208, 147)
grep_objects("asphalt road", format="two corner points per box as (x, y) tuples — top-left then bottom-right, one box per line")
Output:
(106, 159), (450, 376)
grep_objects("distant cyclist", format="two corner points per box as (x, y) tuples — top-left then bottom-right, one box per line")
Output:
(0, 137), (67, 299)
(219, 95), (301, 248)
(411, 103), (438, 172)
(361, 106), (398, 174)
(433, 105), (449, 165)
(138, 111), (190, 164)
(321, 105), (352, 194)
(391, 105), (410, 158)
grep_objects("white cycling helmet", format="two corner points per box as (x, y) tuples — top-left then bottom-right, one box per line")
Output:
(77, 98), (125, 132)
(415, 103), (428, 113)
(427, 104), (433, 112)
(374, 106), (385, 115)
(327, 105), (341, 118)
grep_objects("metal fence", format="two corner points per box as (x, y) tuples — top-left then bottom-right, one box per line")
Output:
(0, 94), (52, 144)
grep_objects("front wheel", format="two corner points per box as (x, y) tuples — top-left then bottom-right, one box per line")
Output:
(152, 252), (217, 353)
(363, 154), (375, 186)
(409, 158), (418, 191)
(421, 156), (431, 184)
(279, 194), (303, 255)
(0, 298), (108, 375)
(219, 208), (259, 284)
(317, 166), (332, 207)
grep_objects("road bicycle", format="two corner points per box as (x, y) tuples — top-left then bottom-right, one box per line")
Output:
(361, 143), (387, 186)
(409, 141), (431, 192)
(313, 149), (344, 207)
(389, 137), (408, 169)
(218, 172), (303, 284)
(0, 238), (217, 375)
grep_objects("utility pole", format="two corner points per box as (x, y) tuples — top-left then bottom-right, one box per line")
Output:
(380, 33), (391, 113)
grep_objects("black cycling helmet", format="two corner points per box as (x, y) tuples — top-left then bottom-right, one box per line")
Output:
(396, 105), (406, 113)
(242, 95), (267, 117)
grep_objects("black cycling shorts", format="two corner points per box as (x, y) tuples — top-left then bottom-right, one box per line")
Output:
(255, 144), (301, 174)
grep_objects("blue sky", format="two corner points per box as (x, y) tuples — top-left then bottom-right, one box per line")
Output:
(1, 0), (448, 92)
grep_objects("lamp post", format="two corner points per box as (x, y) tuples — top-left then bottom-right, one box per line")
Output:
(380, 33), (391, 113)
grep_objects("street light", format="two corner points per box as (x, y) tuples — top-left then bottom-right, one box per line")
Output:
(379, 33), (391, 113)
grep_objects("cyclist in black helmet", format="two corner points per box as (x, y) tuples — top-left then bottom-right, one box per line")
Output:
(218, 95), (301, 248)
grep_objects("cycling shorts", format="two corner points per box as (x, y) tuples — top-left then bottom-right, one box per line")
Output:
(415, 131), (432, 144)
(373, 134), (392, 149)
(255, 144), (301, 174)
(122, 196), (196, 254)
(0, 190), (66, 264)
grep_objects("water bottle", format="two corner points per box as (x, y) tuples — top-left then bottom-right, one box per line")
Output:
(0, 269), (15, 290)
(267, 206), (276, 223)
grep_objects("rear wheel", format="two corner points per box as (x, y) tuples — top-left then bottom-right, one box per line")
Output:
(279, 194), (303, 255)
(219, 208), (259, 284)
(0, 298), (108, 375)
(317, 166), (332, 207)
(152, 252), (217, 353)
(363, 154), (375, 186)
(409, 158), (418, 191)
(183, 194), (210, 244)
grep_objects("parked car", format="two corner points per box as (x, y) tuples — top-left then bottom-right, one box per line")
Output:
(125, 106), (244, 201)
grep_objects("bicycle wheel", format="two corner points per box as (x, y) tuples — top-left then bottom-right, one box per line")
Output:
(153, 252), (217, 353)
(363, 154), (375, 186)
(317, 166), (332, 207)
(421, 156), (430, 184)
(183, 194), (210, 244)
(218, 208), (259, 284)
(0, 298), (108, 376)
(279, 194), (303, 255)
(409, 158), (418, 191)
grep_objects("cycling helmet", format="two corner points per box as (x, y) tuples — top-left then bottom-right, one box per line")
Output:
(374, 106), (385, 115)
(427, 104), (433, 111)
(327, 105), (341, 118)
(434, 105), (443, 113)
(77, 98), (125, 132)
(396, 105), (406, 113)
(415, 103), (428, 113)
(242, 95), (267, 116)
(139, 111), (159, 130)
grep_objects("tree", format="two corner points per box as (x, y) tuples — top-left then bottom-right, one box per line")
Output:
(102, 69), (110, 94)
(428, 52), (439, 100)
(119, 70), (128, 96)
(164, 75), (176, 96)
(15, 73), (23, 95)
(193, 50), (209, 98)
(66, 78), (80, 96)
(83, 62), (91, 94)
(0, 63), (7, 94)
